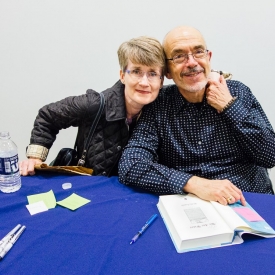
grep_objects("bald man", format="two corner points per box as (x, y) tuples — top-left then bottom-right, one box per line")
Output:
(119, 26), (275, 205)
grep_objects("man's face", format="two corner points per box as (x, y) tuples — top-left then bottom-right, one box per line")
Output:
(164, 28), (212, 96)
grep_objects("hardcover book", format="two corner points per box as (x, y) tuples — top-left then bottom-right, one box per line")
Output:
(157, 194), (275, 253)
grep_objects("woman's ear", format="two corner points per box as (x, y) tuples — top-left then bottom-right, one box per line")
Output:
(160, 77), (164, 88)
(120, 70), (125, 84)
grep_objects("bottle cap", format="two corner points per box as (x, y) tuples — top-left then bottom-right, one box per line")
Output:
(62, 182), (72, 190)
(0, 132), (10, 139)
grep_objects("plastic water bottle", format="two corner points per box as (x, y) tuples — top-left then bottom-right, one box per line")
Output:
(0, 131), (21, 193)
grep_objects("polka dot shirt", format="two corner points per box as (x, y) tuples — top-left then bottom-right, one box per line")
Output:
(118, 80), (275, 195)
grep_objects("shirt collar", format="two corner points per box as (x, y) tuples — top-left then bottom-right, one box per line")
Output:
(171, 85), (209, 114)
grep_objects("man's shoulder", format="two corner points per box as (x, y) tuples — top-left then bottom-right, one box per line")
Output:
(160, 84), (178, 93)
(157, 84), (178, 100)
(142, 85), (178, 114)
(227, 79), (249, 91)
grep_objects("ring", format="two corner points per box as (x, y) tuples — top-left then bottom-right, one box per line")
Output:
(227, 196), (232, 202)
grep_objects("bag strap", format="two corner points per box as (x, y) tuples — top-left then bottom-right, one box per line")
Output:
(77, 92), (105, 166)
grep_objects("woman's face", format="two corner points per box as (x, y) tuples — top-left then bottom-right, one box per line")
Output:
(120, 61), (163, 108)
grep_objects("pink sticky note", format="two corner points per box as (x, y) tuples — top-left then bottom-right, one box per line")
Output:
(233, 207), (264, 222)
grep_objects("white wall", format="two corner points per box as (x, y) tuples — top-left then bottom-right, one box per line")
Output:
(1, 0), (275, 183)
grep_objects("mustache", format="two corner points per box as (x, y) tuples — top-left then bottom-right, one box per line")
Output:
(180, 68), (205, 77)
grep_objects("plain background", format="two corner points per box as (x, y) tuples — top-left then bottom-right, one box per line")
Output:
(1, 0), (275, 183)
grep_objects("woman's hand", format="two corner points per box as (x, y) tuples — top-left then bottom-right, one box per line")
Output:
(19, 158), (43, 176)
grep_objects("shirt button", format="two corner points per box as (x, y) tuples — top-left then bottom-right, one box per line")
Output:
(198, 141), (202, 145)
(117, 146), (121, 151)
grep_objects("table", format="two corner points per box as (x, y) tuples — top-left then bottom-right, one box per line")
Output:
(1, 174), (275, 275)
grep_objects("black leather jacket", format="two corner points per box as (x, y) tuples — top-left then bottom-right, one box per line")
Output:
(30, 81), (129, 176)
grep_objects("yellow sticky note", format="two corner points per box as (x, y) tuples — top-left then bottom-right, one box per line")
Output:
(27, 190), (56, 209)
(56, 193), (91, 210)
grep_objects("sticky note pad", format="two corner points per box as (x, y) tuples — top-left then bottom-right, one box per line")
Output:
(56, 193), (91, 210)
(234, 207), (264, 222)
(26, 201), (48, 215)
(27, 190), (56, 209)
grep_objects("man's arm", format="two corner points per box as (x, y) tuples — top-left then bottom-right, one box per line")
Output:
(184, 176), (246, 206)
(118, 105), (245, 205)
(207, 77), (275, 168)
(119, 106), (191, 194)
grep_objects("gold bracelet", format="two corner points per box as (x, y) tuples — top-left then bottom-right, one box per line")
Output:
(221, 97), (237, 112)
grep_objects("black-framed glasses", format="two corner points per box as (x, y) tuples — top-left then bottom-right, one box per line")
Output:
(166, 49), (209, 64)
(125, 69), (162, 82)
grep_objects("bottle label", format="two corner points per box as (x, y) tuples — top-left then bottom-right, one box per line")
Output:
(0, 154), (19, 175)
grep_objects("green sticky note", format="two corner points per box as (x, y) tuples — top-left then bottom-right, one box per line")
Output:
(56, 193), (91, 210)
(27, 190), (56, 209)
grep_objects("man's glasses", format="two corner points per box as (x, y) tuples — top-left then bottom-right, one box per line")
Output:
(166, 49), (209, 64)
(125, 69), (162, 82)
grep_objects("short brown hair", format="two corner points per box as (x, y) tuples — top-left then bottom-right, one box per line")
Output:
(117, 36), (166, 75)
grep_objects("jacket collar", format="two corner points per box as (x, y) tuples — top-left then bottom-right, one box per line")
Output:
(102, 80), (126, 121)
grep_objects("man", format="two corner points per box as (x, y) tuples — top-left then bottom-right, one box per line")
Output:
(118, 26), (275, 206)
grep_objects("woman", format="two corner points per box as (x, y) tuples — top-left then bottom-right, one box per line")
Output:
(19, 36), (165, 176)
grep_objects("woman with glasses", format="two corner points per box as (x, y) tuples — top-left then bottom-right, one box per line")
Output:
(19, 36), (165, 177)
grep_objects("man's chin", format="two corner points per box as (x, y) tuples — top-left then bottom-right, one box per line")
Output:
(182, 81), (207, 93)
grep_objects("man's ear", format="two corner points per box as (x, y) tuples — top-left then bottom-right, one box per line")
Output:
(208, 50), (212, 61)
(119, 70), (125, 84)
(165, 65), (173, 79)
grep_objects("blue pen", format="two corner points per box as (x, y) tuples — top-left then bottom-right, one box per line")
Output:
(130, 214), (157, 244)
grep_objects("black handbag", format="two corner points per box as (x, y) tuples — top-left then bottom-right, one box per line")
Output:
(50, 92), (105, 167)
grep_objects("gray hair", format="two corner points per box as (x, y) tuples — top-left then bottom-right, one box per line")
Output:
(117, 36), (166, 75)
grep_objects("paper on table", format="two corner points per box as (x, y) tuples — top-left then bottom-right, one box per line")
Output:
(26, 201), (49, 215)
(56, 193), (91, 210)
(27, 190), (56, 209)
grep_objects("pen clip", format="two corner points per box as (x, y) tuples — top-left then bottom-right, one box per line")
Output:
(10, 226), (26, 244)
(0, 224), (21, 245)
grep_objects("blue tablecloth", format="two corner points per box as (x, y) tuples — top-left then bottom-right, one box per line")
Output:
(1, 174), (275, 275)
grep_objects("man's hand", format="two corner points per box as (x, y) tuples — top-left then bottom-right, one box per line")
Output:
(183, 176), (246, 206)
(19, 158), (43, 176)
(206, 75), (233, 112)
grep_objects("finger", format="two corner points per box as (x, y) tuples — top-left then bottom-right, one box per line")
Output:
(225, 195), (235, 204)
(225, 184), (246, 205)
(28, 171), (36, 176)
(220, 75), (227, 86)
(20, 161), (32, 176)
(19, 162), (28, 176)
(27, 164), (36, 176)
(26, 164), (36, 176)
(217, 197), (228, 206)
(215, 185), (238, 205)
(230, 186), (246, 205)
(239, 194), (246, 206)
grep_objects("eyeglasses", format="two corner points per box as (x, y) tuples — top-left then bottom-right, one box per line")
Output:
(166, 49), (209, 64)
(125, 69), (162, 82)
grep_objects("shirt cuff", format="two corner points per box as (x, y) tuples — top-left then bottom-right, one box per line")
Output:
(170, 170), (193, 194)
(26, 145), (49, 162)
